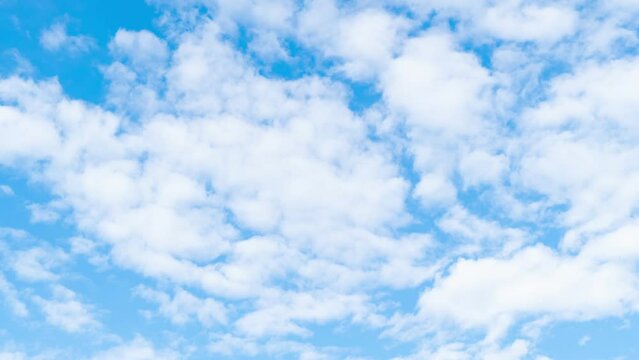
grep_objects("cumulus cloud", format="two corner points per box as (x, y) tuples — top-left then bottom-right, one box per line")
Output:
(299, 5), (409, 80)
(109, 29), (169, 69)
(383, 31), (492, 135)
(418, 222), (639, 342)
(517, 57), (639, 249)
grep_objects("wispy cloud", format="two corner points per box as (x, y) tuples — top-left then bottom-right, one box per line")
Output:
(40, 21), (95, 54)
(0, 184), (14, 196)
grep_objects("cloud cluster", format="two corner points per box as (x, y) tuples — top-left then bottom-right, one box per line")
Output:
(1, 0), (639, 358)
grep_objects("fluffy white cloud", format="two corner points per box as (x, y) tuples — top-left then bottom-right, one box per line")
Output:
(418, 222), (639, 339)
(34, 285), (98, 333)
(517, 57), (639, 249)
(11, 247), (68, 282)
(40, 22), (95, 54)
(383, 31), (492, 135)
(109, 30), (169, 70)
(104, 30), (168, 116)
(380, 30), (499, 210)
(299, 4), (409, 80)
(0, 78), (62, 166)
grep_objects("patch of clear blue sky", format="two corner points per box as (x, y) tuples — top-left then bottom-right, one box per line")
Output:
(538, 316), (639, 360)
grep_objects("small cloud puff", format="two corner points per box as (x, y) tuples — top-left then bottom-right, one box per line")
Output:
(0, 184), (14, 196)
(40, 21), (95, 54)
(33, 285), (98, 333)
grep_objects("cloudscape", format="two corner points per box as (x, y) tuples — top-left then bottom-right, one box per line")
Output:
(1, 0), (639, 359)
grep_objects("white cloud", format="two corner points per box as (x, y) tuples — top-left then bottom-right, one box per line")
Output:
(517, 57), (639, 249)
(209, 336), (342, 359)
(399, 0), (578, 43)
(0, 78), (62, 166)
(40, 22), (95, 54)
(34, 285), (98, 332)
(109, 29), (168, 70)
(578, 335), (591, 346)
(477, 3), (578, 42)
(438, 205), (529, 255)
(0, 227), (29, 240)
(417, 222), (639, 340)
(247, 31), (288, 60)
(375, 27), (513, 225)
(413, 172), (457, 206)
(299, 6), (409, 80)
(135, 286), (227, 327)
(2, 49), (34, 76)
(393, 342), (470, 360)
(458, 150), (508, 188)
(27, 202), (63, 224)
(0, 351), (27, 360)
(382, 31), (492, 136)
(104, 29), (168, 117)
(0, 272), (28, 317)
(522, 58), (639, 133)
(0, 185), (13, 196)
(11, 247), (68, 282)
(90, 337), (178, 360)
(69, 236), (109, 267)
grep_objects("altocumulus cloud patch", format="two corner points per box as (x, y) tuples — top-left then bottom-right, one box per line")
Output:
(1, 0), (639, 359)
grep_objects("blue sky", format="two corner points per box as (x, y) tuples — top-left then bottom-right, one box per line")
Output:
(1, 0), (639, 359)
